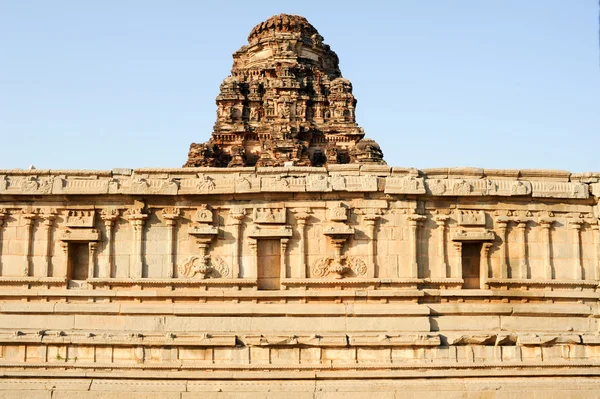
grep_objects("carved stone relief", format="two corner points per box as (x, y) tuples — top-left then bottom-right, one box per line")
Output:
(178, 255), (229, 278)
(312, 256), (367, 279)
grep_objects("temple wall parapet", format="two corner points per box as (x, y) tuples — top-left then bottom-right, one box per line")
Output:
(0, 166), (598, 198)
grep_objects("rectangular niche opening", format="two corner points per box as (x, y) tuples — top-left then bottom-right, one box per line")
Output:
(68, 242), (89, 281)
(461, 242), (482, 289)
(257, 239), (281, 290)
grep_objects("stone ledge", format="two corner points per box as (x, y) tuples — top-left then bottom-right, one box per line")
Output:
(0, 167), (596, 199)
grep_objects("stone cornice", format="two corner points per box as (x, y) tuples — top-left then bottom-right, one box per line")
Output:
(0, 166), (595, 199)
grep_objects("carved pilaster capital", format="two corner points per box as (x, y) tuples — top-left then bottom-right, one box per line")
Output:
(100, 208), (120, 225)
(89, 242), (98, 253)
(514, 219), (529, 229)
(248, 238), (257, 255)
(281, 238), (289, 252)
(568, 219), (584, 230)
(41, 209), (58, 227)
(124, 208), (148, 226)
(495, 217), (510, 229)
(292, 208), (311, 223)
(453, 242), (462, 253)
(481, 242), (493, 255)
(229, 207), (246, 225)
(538, 218), (554, 229)
(0, 208), (7, 227)
(161, 207), (180, 226)
(433, 215), (449, 225)
(363, 212), (381, 225)
(407, 214), (425, 227)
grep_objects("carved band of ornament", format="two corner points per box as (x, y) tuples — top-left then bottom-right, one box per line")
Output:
(384, 176), (426, 194)
(57, 228), (100, 242)
(451, 229), (495, 242)
(248, 225), (293, 238)
(188, 225), (218, 236)
(312, 255), (367, 279)
(65, 209), (94, 227)
(254, 207), (286, 224)
(456, 210), (485, 227)
(178, 255), (229, 279)
(531, 181), (588, 199)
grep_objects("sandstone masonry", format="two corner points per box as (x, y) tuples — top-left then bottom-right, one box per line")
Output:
(1, 14), (599, 399)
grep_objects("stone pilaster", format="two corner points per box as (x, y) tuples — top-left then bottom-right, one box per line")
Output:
(88, 242), (98, 279)
(292, 209), (311, 278)
(40, 209), (57, 277)
(363, 212), (380, 278)
(124, 208), (148, 279)
(229, 208), (246, 278)
(592, 221), (600, 281)
(0, 209), (7, 275)
(539, 219), (554, 280)
(161, 208), (180, 278)
(100, 208), (120, 279)
(515, 220), (529, 279)
(248, 238), (258, 279)
(568, 218), (583, 280)
(480, 242), (493, 289)
(21, 209), (37, 277)
(280, 238), (289, 283)
(453, 242), (463, 280)
(60, 241), (69, 278)
(434, 215), (449, 278)
(495, 217), (509, 279)
(407, 214), (425, 278)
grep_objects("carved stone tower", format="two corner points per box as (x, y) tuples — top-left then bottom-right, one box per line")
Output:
(184, 14), (385, 167)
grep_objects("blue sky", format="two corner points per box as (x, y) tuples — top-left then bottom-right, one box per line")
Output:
(1, 1), (598, 171)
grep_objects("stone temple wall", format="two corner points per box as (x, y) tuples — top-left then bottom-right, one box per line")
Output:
(0, 165), (600, 397)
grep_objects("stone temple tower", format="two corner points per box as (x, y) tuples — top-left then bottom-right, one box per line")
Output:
(184, 14), (385, 167)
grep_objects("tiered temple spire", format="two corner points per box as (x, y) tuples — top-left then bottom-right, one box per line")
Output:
(184, 14), (385, 167)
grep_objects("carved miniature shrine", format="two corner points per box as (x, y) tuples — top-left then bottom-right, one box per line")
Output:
(0, 14), (599, 399)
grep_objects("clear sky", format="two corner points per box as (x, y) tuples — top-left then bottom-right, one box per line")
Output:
(1, 1), (598, 172)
